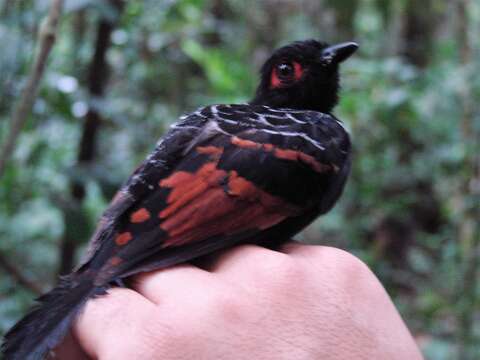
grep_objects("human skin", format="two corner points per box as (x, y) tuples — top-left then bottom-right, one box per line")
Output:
(54, 242), (423, 360)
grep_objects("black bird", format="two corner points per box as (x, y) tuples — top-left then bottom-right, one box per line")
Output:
(2, 39), (358, 360)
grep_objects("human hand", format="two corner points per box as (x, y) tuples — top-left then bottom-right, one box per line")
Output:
(54, 243), (423, 359)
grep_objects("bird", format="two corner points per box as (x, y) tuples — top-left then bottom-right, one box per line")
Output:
(2, 39), (358, 360)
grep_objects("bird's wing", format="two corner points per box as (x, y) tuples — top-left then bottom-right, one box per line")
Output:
(77, 108), (213, 267)
(78, 104), (351, 283)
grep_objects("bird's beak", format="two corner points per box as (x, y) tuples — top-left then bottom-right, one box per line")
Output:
(320, 42), (358, 65)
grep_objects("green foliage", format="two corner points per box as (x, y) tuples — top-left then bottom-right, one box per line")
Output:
(0, 0), (479, 358)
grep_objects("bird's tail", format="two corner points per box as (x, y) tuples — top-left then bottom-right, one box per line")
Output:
(1, 274), (104, 360)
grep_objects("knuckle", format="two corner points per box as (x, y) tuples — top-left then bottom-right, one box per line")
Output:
(231, 247), (302, 288)
(259, 255), (309, 295)
(144, 306), (200, 355)
(330, 250), (374, 287)
(293, 246), (378, 297)
(211, 290), (246, 323)
(329, 248), (372, 278)
(255, 252), (298, 281)
(178, 284), (246, 325)
(144, 318), (184, 352)
(298, 245), (371, 276)
(274, 254), (304, 280)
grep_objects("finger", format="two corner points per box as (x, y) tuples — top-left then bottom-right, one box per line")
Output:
(277, 240), (309, 254)
(130, 264), (215, 304)
(206, 244), (289, 275)
(280, 242), (352, 268)
(51, 331), (90, 360)
(73, 287), (157, 359)
(190, 239), (290, 271)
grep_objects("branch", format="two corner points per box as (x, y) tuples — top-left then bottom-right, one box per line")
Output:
(0, 0), (63, 179)
(0, 251), (43, 295)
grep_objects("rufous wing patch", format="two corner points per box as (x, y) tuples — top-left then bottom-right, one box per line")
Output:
(159, 162), (228, 219)
(130, 208), (151, 223)
(231, 136), (262, 150)
(297, 152), (333, 173)
(109, 256), (123, 266)
(227, 170), (270, 202)
(196, 145), (223, 156)
(227, 170), (299, 212)
(274, 148), (332, 173)
(262, 143), (275, 152)
(160, 168), (300, 248)
(161, 187), (238, 237)
(273, 148), (299, 161)
(230, 136), (331, 174)
(115, 232), (133, 246)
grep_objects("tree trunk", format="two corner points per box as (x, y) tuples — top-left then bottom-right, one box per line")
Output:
(58, 0), (124, 275)
(401, 0), (435, 67)
(455, 1), (480, 358)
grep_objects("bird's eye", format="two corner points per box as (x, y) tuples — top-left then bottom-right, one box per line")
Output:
(277, 63), (294, 78)
(270, 61), (303, 88)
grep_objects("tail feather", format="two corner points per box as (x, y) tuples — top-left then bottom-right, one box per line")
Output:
(1, 275), (104, 360)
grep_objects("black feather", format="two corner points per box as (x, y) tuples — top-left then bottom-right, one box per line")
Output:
(1, 275), (105, 360)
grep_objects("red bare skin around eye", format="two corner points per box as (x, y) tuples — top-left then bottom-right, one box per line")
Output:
(270, 69), (281, 88)
(270, 61), (303, 89)
(293, 62), (303, 80)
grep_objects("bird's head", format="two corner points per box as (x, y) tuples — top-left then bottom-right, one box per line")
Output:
(251, 40), (358, 112)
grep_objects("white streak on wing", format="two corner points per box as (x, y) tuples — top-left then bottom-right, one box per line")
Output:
(210, 119), (231, 135)
(217, 117), (237, 125)
(154, 138), (165, 148)
(266, 106), (305, 114)
(285, 113), (306, 124)
(260, 112), (305, 124)
(262, 114), (285, 119)
(182, 119), (231, 155)
(253, 113), (272, 126)
(170, 123), (198, 130)
(131, 173), (146, 185)
(255, 128), (326, 150)
(335, 119), (349, 133)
